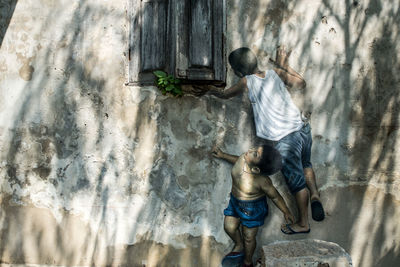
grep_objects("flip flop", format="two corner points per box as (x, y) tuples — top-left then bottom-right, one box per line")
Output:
(281, 224), (310, 235)
(311, 200), (325, 221)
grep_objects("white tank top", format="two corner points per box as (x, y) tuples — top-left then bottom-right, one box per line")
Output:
(246, 70), (303, 141)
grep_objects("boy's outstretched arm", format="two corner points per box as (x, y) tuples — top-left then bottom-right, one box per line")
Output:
(261, 176), (295, 223)
(211, 146), (239, 164)
(206, 77), (247, 99)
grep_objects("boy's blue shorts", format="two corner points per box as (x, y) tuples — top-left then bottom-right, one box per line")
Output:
(223, 193), (268, 228)
(275, 123), (312, 194)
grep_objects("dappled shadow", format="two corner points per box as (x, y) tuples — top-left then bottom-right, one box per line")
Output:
(0, 0), (400, 266)
(0, 0), (226, 266)
(0, 0), (133, 265)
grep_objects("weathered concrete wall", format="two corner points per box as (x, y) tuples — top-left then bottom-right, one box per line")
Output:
(0, 0), (399, 266)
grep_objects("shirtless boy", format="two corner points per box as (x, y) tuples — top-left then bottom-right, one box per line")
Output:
(212, 145), (294, 267)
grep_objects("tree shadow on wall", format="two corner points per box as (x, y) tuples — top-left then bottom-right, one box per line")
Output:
(0, 0), (218, 265)
(1, 0), (400, 267)
(230, 1), (400, 267)
(0, 0), (135, 266)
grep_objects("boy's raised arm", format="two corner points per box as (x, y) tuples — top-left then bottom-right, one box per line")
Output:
(261, 176), (294, 223)
(211, 146), (239, 164)
(273, 67), (306, 90)
(270, 46), (306, 90)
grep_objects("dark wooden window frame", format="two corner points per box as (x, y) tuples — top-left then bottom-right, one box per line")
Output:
(126, 0), (226, 86)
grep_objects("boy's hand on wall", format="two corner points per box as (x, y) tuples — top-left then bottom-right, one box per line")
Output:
(211, 146), (224, 158)
(207, 84), (222, 91)
(190, 85), (223, 97)
(183, 85), (206, 96)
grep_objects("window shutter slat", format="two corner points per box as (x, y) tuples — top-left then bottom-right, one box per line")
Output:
(190, 0), (212, 67)
(175, 0), (226, 83)
(129, 0), (171, 85)
(141, 1), (167, 71)
(213, 0), (226, 82)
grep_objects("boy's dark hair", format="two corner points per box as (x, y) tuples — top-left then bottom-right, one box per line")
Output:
(228, 47), (258, 76)
(257, 145), (282, 175)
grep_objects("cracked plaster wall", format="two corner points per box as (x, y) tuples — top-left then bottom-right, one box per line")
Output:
(0, 0), (399, 266)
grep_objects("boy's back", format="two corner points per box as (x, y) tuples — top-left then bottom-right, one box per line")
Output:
(245, 70), (304, 141)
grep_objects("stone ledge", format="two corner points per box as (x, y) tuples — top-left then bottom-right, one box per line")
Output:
(261, 239), (353, 267)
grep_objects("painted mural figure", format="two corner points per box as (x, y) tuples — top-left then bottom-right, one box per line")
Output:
(200, 46), (325, 264)
(211, 145), (294, 267)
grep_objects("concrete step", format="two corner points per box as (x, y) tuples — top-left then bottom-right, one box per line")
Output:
(260, 239), (353, 267)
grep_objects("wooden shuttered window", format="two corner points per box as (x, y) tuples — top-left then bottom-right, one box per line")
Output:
(128, 0), (226, 85)
(128, 0), (173, 84)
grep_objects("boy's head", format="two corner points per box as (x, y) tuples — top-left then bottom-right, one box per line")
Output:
(244, 145), (282, 175)
(228, 47), (258, 77)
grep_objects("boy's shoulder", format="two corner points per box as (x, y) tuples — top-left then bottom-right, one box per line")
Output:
(232, 154), (245, 172)
(247, 69), (274, 79)
(254, 173), (273, 186)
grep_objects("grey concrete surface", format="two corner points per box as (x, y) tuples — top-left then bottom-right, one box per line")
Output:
(261, 239), (352, 267)
(1, 0), (399, 266)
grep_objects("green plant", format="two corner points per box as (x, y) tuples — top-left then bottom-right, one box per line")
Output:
(153, 70), (183, 97)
